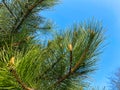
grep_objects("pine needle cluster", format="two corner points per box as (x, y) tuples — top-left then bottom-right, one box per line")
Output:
(0, 0), (104, 90)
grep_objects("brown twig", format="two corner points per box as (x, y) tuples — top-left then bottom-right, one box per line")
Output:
(37, 48), (64, 80)
(54, 31), (95, 86)
(69, 51), (72, 73)
(8, 57), (34, 90)
(54, 47), (89, 86)
(9, 68), (34, 90)
(12, 0), (45, 33)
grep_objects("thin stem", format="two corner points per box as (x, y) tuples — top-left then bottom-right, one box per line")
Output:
(69, 50), (72, 73)
(37, 48), (63, 80)
(2, 0), (17, 19)
(54, 31), (95, 86)
(12, 0), (44, 33)
(9, 67), (34, 90)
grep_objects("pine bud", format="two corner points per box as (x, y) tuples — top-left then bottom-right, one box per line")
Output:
(26, 87), (34, 90)
(68, 44), (72, 51)
(9, 57), (15, 65)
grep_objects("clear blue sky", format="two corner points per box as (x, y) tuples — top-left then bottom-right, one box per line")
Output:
(42, 0), (120, 88)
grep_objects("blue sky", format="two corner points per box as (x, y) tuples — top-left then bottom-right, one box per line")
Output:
(42, 0), (120, 88)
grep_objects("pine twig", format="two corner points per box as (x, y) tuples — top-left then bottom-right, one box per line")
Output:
(12, 0), (45, 33)
(10, 68), (34, 90)
(54, 47), (89, 86)
(38, 57), (62, 79)
(54, 31), (95, 86)
(37, 48), (64, 80)
(2, 0), (17, 19)
(8, 57), (34, 90)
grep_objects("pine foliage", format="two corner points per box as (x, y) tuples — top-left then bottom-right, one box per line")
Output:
(110, 68), (120, 90)
(0, 0), (104, 90)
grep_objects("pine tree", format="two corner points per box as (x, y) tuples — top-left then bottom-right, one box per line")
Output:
(0, 0), (104, 90)
(110, 68), (120, 90)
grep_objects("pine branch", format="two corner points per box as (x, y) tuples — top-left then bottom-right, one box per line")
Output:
(71, 30), (95, 73)
(70, 46), (89, 74)
(37, 57), (62, 80)
(37, 48), (63, 80)
(2, 0), (17, 19)
(12, 0), (45, 33)
(54, 30), (95, 86)
(8, 57), (34, 90)
(10, 68), (34, 90)
(53, 48), (89, 86)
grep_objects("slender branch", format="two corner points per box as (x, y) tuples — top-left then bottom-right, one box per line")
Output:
(12, 0), (45, 33)
(71, 30), (95, 73)
(11, 36), (32, 47)
(54, 31), (95, 86)
(38, 57), (62, 80)
(8, 57), (34, 90)
(71, 47), (89, 73)
(9, 68), (34, 90)
(69, 51), (72, 73)
(37, 48), (63, 80)
(2, 0), (17, 19)
(53, 47), (89, 86)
